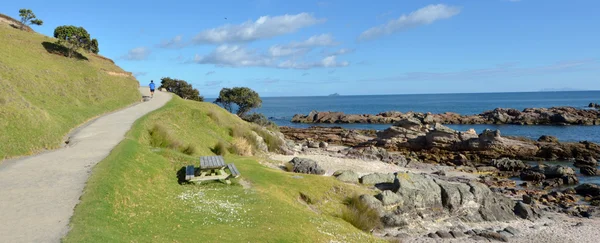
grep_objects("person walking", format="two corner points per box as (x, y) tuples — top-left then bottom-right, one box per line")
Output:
(149, 80), (156, 98)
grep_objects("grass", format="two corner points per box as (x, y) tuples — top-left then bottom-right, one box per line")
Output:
(341, 195), (383, 232)
(65, 97), (383, 242)
(0, 19), (140, 160)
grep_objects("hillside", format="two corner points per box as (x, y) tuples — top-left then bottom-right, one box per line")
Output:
(0, 17), (140, 160)
(64, 97), (382, 242)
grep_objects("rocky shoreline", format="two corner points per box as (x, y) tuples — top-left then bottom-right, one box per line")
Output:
(275, 115), (600, 241)
(291, 106), (600, 125)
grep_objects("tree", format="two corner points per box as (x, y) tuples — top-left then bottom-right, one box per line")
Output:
(87, 38), (99, 54)
(159, 77), (204, 101)
(18, 9), (43, 30)
(53, 25), (91, 58)
(215, 87), (262, 117)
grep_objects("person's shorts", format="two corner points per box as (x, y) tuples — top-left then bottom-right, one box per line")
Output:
(150, 89), (155, 92)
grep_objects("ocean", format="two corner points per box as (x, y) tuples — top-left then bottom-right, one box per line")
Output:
(209, 91), (600, 143)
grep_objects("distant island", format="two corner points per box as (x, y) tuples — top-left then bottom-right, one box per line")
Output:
(328, 93), (340, 97)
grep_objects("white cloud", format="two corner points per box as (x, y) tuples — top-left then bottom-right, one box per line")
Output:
(192, 13), (325, 44)
(359, 4), (461, 41)
(159, 35), (185, 48)
(191, 45), (349, 69)
(326, 48), (354, 56)
(268, 34), (337, 57)
(121, 47), (151, 60)
(192, 45), (274, 67)
(205, 71), (216, 75)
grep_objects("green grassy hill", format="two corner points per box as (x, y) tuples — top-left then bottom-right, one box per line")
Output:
(65, 97), (383, 242)
(0, 17), (140, 160)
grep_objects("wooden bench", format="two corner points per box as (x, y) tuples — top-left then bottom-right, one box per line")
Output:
(227, 163), (240, 178)
(185, 165), (195, 180)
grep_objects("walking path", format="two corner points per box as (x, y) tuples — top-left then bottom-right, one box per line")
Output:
(0, 88), (171, 243)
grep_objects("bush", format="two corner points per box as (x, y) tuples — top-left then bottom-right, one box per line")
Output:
(53, 25), (97, 58)
(340, 195), (382, 232)
(242, 113), (276, 127)
(159, 77), (204, 101)
(212, 141), (229, 156)
(229, 137), (253, 156)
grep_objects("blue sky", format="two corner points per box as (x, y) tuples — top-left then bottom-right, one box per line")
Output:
(4, 0), (600, 97)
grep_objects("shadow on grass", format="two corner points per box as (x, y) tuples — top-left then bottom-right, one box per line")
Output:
(41, 42), (88, 61)
(176, 166), (192, 185)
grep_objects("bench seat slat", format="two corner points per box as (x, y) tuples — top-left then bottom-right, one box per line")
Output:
(227, 163), (240, 178)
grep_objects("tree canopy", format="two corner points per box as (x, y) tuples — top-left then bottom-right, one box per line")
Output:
(18, 9), (43, 30)
(159, 77), (204, 102)
(53, 25), (99, 57)
(215, 87), (262, 117)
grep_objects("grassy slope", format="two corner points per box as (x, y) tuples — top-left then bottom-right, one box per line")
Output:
(65, 97), (383, 242)
(0, 21), (139, 160)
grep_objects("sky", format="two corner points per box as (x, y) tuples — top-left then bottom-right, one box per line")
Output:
(3, 0), (600, 97)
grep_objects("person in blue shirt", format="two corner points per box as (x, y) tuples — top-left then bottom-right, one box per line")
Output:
(149, 80), (156, 97)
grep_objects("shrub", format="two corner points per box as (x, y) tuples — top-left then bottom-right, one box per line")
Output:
(242, 113), (276, 127)
(229, 137), (253, 156)
(212, 141), (229, 156)
(159, 77), (204, 101)
(207, 111), (221, 124)
(340, 195), (382, 232)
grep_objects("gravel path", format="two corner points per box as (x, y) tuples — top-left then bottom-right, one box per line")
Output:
(0, 88), (171, 243)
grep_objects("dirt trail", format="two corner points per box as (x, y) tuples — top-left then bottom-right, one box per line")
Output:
(0, 87), (171, 243)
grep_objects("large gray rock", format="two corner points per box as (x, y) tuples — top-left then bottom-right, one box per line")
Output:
(514, 201), (542, 220)
(580, 166), (599, 176)
(575, 183), (600, 196)
(575, 156), (598, 167)
(529, 164), (575, 178)
(288, 157), (325, 175)
(378, 173), (517, 225)
(333, 170), (359, 183)
(376, 190), (403, 206)
(491, 158), (528, 171)
(360, 173), (395, 185)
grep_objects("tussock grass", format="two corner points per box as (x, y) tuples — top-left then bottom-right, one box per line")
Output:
(230, 137), (253, 156)
(0, 20), (139, 160)
(341, 194), (383, 232)
(66, 97), (382, 242)
(149, 124), (196, 155)
(212, 141), (230, 156)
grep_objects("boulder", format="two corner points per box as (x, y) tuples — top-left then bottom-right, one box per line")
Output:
(538, 135), (559, 143)
(514, 201), (542, 220)
(307, 141), (320, 148)
(288, 157), (325, 175)
(491, 158), (528, 171)
(574, 156), (598, 167)
(520, 170), (546, 181)
(358, 194), (383, 213)
(529, 164), (575, 179)
(333, 170), (359, 183)
(318, 141), (328, 148)
(450, 230), (466, 238)
(575, 183), (600, 197)
(436, 231), (453, 239)
(376, 190), (403, 206)
(453, 154), (471, 166)
(580, 166), (599, 176)
(360, 173), (395, 185)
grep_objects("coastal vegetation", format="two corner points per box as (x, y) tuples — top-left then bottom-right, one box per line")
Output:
(65, 96), (381, 242)
(18, 9), (42, 30)
(53, 25), (99, 57)
(0, 17), (139, 160)
(158, 77), (204, 101)
(215, 87), (262, 117)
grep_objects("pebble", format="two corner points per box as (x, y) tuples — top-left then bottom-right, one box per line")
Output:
(428, 232), (439, 239)
(574, 222), (584, 227)
(395, 233), (410, 238)
(479, 231), (509, 242)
